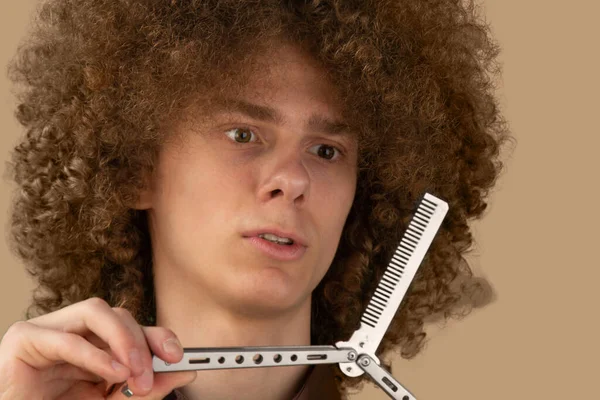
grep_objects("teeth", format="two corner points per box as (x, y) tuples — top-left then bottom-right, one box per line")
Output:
(258, 233), (294, 244)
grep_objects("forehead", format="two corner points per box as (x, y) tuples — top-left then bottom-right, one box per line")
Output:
(237, 42), (342, 102)
(173, 42), (360, 142)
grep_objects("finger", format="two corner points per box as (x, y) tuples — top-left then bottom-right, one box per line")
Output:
(110, 307), (159, 396)
(139, 326), (185, 366)
(83, 326), (185, 366)
(110, 312), (190, 397)
(27, 298), (149, 388)
(108, 370), (197, 400)
(47, 362), (104, 383)
(3, 321), (130, 384)
(27, 297), (118, 335)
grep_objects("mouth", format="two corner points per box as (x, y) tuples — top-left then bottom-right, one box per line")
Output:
(243, 236), (307, 261)
(241, 229), (308, 248)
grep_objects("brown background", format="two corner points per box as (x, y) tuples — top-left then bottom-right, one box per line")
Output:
(1, 1), (598, 399)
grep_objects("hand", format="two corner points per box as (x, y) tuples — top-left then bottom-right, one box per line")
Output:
(0, 297), (197, 399)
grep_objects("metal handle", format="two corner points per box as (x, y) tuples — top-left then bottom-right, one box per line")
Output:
(355, 353), (417, 400)
(152, 345), (357, 372)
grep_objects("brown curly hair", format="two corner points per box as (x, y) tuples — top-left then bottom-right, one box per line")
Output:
(5, 0), (514, 395)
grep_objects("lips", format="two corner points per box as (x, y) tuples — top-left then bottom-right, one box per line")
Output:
(243, 236), (307, 261)
(241, 228), (308, 247)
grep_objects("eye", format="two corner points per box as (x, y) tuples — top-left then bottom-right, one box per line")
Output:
(309, 144), (343, 162)
(224, 127), (344, 163)
(224, 127), (258, 144)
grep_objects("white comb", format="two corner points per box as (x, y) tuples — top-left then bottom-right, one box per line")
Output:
(336, 193), (448, 382)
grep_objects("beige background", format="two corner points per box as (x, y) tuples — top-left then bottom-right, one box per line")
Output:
(1, 1), (598, 399)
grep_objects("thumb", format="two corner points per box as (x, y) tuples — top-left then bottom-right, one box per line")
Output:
(109, 370), (198, 400)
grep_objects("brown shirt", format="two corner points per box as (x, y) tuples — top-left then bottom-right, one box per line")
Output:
(162, 364), (342, 400)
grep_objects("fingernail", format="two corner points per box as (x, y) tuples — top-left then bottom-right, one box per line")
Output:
(128, 349), (143, 375)
(121, 383), (134, 397)
(134, 368), (153, 391)
(163, 338), (183, 355)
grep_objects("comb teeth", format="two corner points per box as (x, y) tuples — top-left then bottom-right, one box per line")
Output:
(360, 196), (438, 328)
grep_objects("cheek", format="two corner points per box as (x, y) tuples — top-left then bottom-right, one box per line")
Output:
(329, 175), (356, 214)
(320, 182), (355, 244)
(331, 179), (356, 241)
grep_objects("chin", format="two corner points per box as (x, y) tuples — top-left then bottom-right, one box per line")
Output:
(222, 261), (311, 310)
(233, 282), (305, 314)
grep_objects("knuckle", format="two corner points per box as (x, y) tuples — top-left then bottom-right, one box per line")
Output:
(4, 321), (29, 338)
(1, 321), (30, 347)
(111, 307), (133, 318)
(86, 297), (110, 311)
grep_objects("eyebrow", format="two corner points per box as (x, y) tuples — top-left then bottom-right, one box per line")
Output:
(210, 97), (355, 138)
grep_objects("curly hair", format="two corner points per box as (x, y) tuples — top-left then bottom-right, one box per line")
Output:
(5, 0), (514, 395)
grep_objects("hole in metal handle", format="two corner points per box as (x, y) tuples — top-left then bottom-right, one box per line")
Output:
(189, 357), (210, 364)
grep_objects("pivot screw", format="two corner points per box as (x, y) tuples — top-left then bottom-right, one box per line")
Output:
(348, 351), (357, 361)
(359, 357), (370, 367)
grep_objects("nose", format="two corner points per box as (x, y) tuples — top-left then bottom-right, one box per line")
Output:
(258, 150), (310, 208)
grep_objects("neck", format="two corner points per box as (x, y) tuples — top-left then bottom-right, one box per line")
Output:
(154, 265), (312, 400)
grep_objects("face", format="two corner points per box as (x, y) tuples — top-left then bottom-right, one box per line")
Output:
(138, 42), (358, 316)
